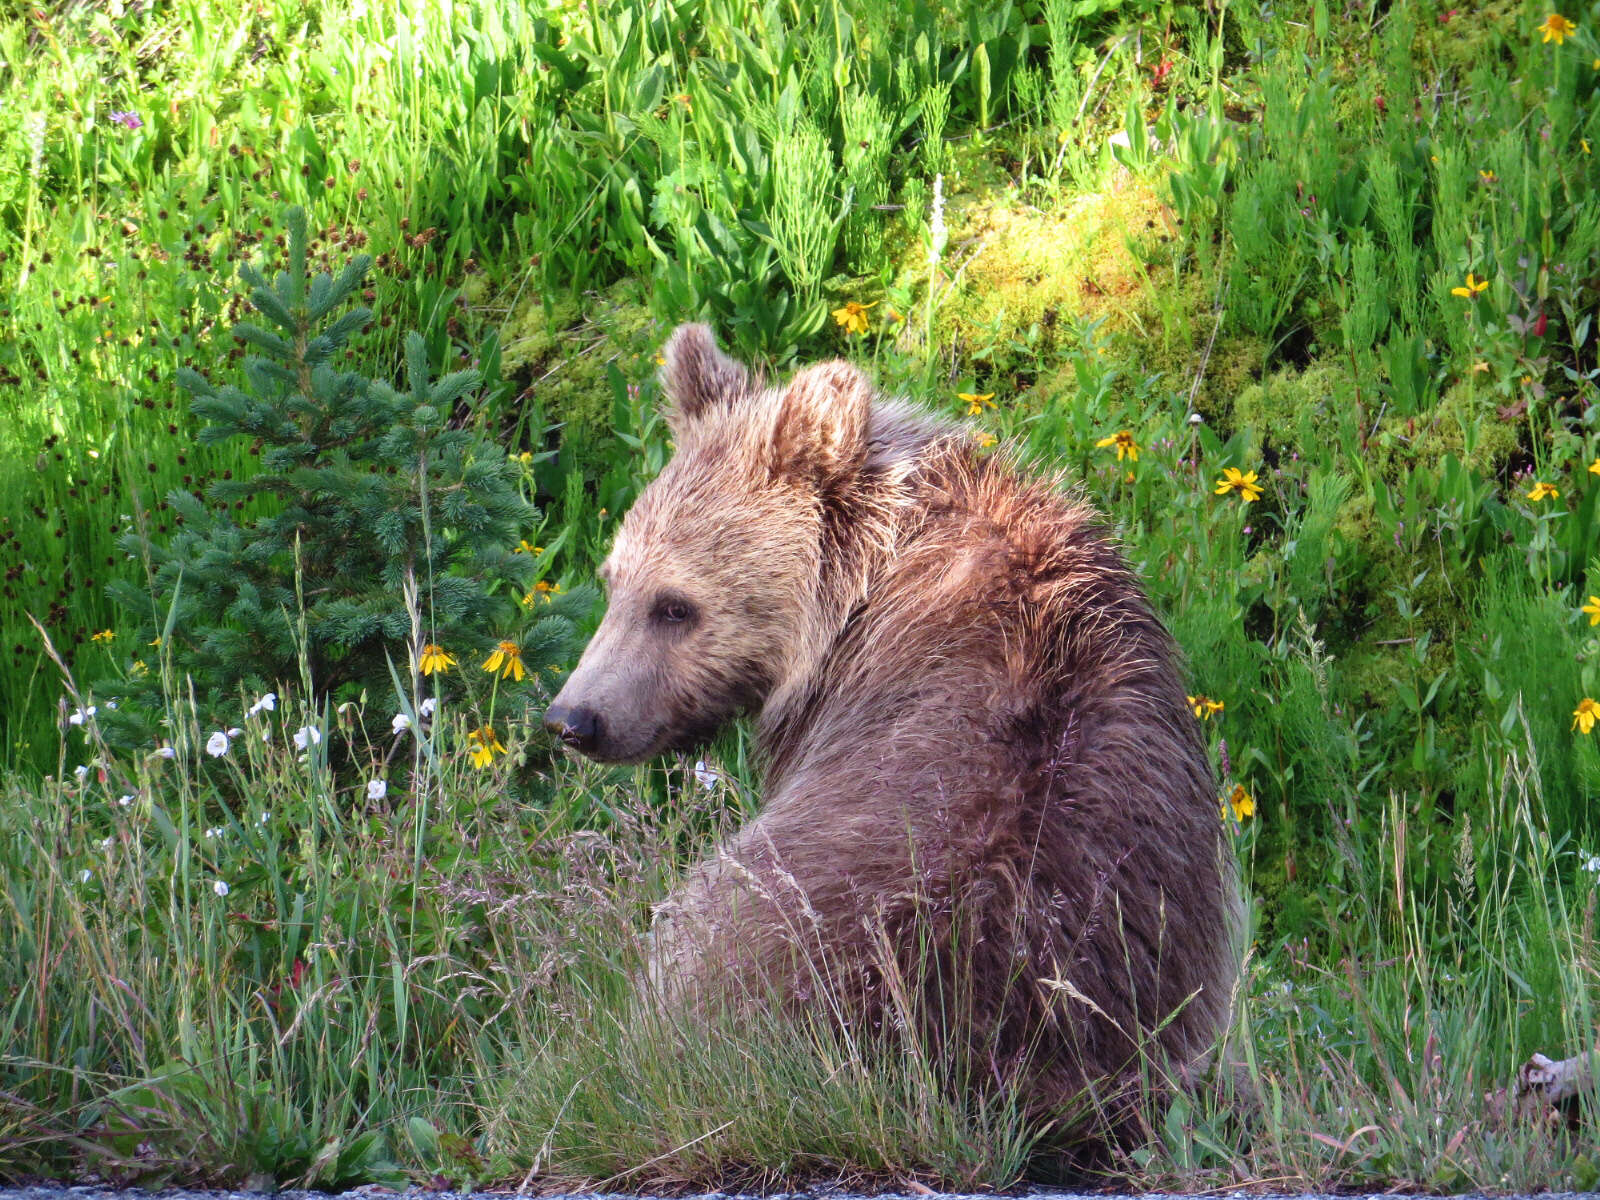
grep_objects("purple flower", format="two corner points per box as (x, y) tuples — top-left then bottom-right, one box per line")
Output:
(109, 111), (143, 130)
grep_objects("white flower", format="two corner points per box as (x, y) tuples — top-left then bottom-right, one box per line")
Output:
(74, 764), (89, 781)
(105, 699), (118, 709)
(420, 697), (438, 718)
(213, 879), (229, 897)
(247, 691), (278, 717)
(79, 868), (93, 884)
(1581, 851), (1600, 876)
(367, 779), (387, 802)
(156, 746), (177, 759)
(205, 730), (231, 757)
(117, 794), (134, 807)
(227, 726), (242, 738)
(99, 836), (113, 851)
(1188, 412), (1204, 425)
(292, 725), (321, 750)
(693, 760), (721, 790)
(67, 705), (96, 727)
(392, 712), (412, 734)
(337, 701), (357, 716)
(24, 112), (45, 179)
(204, 826), (222, 840)
(258, 810), (269, 824)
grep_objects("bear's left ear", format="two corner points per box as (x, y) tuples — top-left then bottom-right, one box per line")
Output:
(659, 323), (751, 439)
(769, 360), (871, 488)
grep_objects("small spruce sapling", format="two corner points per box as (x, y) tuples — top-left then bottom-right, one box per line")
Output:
(104, 208), (590, 751)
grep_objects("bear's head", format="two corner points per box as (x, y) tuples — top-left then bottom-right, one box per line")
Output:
(543, 323), (874, 763)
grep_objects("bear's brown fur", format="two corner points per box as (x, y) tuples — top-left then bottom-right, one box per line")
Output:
(544, 324), (1240, 1136)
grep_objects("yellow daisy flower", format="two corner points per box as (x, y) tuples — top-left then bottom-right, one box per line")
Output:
(1214, 467), (1264, 503)
(1095, 430), (1141, 462)
(1539, 13), (1576, 44)
(482, 640), (527, 682)
(831, 300), (876, 335)
(467, 725), (507, 768)
(419, 644), (457, 675)
(1573, 697), (1600, 734)
(1221, 783), (1256, 822)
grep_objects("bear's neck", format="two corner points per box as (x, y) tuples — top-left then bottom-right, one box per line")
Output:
(757, 402), (956, 778)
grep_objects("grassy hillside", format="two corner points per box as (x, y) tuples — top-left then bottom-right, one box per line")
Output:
(3, 0), (1600, 1189)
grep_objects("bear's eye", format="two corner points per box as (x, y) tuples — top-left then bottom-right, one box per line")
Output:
(652, 597), (696, 626)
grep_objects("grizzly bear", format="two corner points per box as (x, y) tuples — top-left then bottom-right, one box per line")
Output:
(544, 323), (1240, 1138)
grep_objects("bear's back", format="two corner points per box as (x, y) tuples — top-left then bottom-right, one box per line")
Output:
(752, 437), (1236, 1106)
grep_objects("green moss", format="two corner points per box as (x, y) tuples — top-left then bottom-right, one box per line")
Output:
(1415, 0), (1520, 81)
(1368, 378), (1520, 480)
(1232, 362), (1354, 463)
(895, 174), (1271, 418)
(928, 179), (1184, 360)
(491, 275), (659, 474)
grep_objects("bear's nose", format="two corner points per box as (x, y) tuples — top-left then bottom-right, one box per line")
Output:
(544, 702), (602, 754)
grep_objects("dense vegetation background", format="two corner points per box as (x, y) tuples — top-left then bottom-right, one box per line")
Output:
(3, 0), (1600, 1189)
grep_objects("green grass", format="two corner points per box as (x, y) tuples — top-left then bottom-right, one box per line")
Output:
(6, 0), (1600, 1188)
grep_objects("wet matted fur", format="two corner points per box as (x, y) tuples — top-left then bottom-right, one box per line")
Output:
(544, 323), (1242, 1140)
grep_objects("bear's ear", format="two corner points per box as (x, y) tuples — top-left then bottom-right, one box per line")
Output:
(659, 323), (751, 437)
(769, 360), (871, 488)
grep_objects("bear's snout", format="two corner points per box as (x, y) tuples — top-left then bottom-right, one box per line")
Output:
(543, 701), (603, 755)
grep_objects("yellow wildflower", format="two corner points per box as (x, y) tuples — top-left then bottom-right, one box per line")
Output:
(520, 580), (563, 607)
(419, 644), (457, 675)
(1588, 460), (1600, 476)
(1527, 481), (1560, 502)
(91, 629), (115, 643)
(482, 640), (526, 682)
(1573, 697), (1600, 734)
(831, 300), (876, 335)
(1188, 694), (1225, 720)
(1478, 169), (1498, 184)
(514, 539), (543, 555)
(1583, 596), (1600, 626)
(1214, 467), (1264, 503)
(1539, 13), (1576, 44)
(975, 432), (997, 449)
(1095, 430), (1141, 462)
(1221, 783), (1256, 822)
(959, 391), (996, 416)
(1451, 272), (1490, 299)
(467, 725), (507, 768)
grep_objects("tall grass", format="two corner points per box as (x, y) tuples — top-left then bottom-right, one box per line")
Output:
(3, 680), (1597, 1190)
